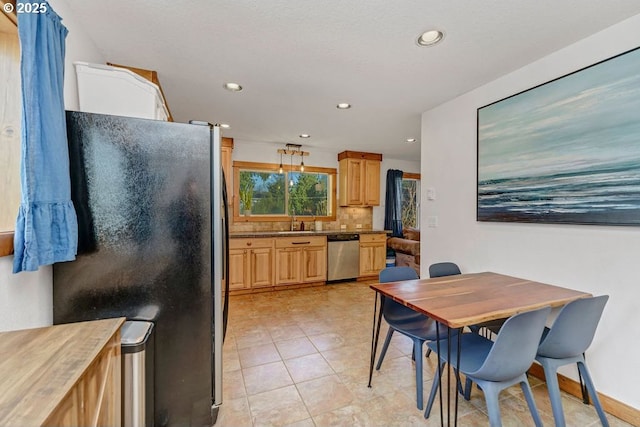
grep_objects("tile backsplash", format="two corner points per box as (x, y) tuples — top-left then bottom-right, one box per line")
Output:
(230, 206), (373, 233)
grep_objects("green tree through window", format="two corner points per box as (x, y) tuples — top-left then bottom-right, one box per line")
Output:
(401, 178), (419, 228)
(236, 164), (333, 219)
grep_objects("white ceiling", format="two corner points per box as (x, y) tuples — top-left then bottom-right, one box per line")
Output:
(62, 0), (640, 161)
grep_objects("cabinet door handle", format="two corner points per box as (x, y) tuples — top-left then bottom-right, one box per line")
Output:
(246, 242), (252, 246)
(291, 241), (311, 245)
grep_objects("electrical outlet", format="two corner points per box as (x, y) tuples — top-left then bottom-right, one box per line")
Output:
(356, 224), (362, 229)
(427, 216), (438, 227)
(340, 224), (347, 230)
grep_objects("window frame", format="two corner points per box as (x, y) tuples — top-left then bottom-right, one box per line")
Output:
(232, 160), (337, 223)
(401, 172), (421, 229)
(0, 6), (18, 257)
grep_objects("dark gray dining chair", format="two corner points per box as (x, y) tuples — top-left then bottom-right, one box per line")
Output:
(428, 262), (461, 278)
(536, 295), (610, 427)
(376, 266), (457, 410)
(424, 306), (551, 427)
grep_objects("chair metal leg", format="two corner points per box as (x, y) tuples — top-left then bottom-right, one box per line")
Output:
(577, 361), (609, 427)
(375, 328), (394, 370)
(578, 353), (589, 404)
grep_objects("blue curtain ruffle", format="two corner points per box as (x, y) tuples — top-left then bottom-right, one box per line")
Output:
(13, 1), (78, 273)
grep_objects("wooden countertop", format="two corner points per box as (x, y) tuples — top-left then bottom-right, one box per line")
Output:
(230, 229), (390, 238)
(0, 317), (125, 427)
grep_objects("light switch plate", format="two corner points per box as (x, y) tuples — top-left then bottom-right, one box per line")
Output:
(426, 188), (436, 201)
(427, 216), (438, 227)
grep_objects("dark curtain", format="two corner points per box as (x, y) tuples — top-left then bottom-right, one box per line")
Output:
(13, 1), (78, 273)
(384, 169), (403, 237)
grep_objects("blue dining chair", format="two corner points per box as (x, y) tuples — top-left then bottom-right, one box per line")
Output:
(376, 266), (458, 410)
(424, 306), (551, 427)
(536, 295), (610, 427)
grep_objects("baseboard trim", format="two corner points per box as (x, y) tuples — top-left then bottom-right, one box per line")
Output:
(528, 363), (640, 426)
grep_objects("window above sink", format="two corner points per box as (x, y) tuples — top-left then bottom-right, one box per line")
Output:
(232, 161), (337, 223)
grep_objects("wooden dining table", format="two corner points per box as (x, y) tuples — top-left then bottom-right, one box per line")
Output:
(368, 271), (592, 427)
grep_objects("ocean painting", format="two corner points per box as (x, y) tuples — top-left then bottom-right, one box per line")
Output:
(477, 46), (640, 225)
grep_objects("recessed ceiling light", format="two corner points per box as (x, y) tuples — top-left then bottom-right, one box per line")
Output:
(405, 138), (417, 144)
(223, 82), (243, 92)
(417, 30), (444, 47)
(219, 123), (231, 129)
(299, 134), (310, 138)
(337, 103), (351, 109)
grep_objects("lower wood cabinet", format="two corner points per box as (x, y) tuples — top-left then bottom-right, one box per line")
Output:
(0, 318), (124, 427)
(45, 332), (122, 427)
(229, 238), (275, 290)
(302, 244), (327, 282)
(359, 233), (387, 277)
(275, 236), (327, 285)
(275, 247), (302, 285)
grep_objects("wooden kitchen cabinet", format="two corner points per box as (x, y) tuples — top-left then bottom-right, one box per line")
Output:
(221, 137), (233, 198)
(0, 318), (124, 427)
(229, 238), (274, 290)
(275, 236), (327, 285)
(275, 247), (302, 285)
(359, 233), (387, 277)
(302, 243), (327, 282)
(338, 151), (382, 206)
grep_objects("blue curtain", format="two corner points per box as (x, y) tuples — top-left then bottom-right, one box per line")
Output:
(384, 169), (403, 237)
(13, 1), (78, 273)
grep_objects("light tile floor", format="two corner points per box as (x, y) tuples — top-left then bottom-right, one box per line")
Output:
(218, 281), (632, 427)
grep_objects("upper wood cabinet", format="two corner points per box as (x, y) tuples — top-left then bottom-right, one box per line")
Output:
(221, 137), (233, 198)
(338, 151), (382, 206)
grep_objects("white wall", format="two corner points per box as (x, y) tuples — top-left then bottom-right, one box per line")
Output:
(0, 260), (52, 332)
(232, 139), (420, 230)
(421, 14), (640, 409)
(0, 0), (104, 332)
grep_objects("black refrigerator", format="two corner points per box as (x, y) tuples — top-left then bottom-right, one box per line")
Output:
(53, 111), (229, 426)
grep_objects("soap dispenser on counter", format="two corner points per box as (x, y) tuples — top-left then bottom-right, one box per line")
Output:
(300, 221), (305, 231)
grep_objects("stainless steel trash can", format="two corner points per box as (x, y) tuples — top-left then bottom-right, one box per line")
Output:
(121, 320), (154, 427)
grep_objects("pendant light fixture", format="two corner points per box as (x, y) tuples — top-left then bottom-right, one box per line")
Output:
(279, 152), (284, 174)
(276, 143), (309, 184)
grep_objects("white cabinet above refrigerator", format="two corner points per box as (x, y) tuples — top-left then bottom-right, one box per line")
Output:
(74, 61), (169, 121)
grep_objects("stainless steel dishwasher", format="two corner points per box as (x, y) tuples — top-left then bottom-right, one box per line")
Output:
(327, 234), (360, 281)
